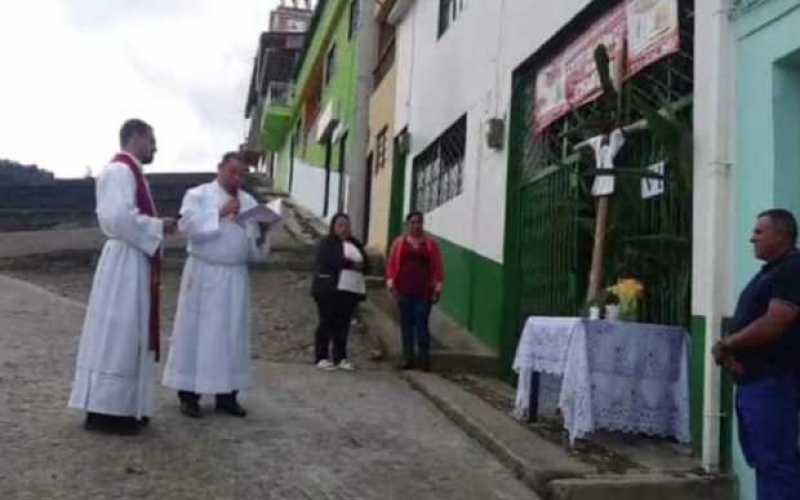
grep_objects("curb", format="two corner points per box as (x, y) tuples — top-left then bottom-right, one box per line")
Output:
(358, 293), (500, 376)
(402, 371), (592, 497)
(401, 371), (736, 500)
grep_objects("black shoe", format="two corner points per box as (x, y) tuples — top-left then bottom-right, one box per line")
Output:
(84, 413), (141, 435)
(138, 417), (150, 428)
(398, 359), (415, 370)
(418, 358), (431, 372)
(84, 412), (104, 431)
(113, 417), (143, 435)
(180, 400), (202, 419)
(215, 400), (247, 417)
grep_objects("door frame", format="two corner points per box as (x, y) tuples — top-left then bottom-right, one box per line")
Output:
(323, 137), (333, 217)
(387, 128), (408, 253)
(363, 152), (374, 245)
(337, 132), (348, 213)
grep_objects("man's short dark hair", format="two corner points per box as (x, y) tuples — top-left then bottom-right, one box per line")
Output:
(219, 151), (244, 167)
(759, 208), (798, 244)
(119, 119), (152, 147)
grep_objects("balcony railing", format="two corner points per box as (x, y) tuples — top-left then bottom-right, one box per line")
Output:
(373, 38), (396, 89)
(266, 81), (295, 107)
(244, 108), (263, 152)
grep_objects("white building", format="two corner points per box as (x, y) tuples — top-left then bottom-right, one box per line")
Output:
(390, 0), (736, 479)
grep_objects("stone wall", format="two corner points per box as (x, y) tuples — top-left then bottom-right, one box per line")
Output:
(0, 160), (55, 186)
(0, 173), (217, 232)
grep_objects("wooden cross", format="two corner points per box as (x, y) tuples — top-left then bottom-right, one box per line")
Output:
(576, 119), (651, 303)
(575, 128), (625, 303)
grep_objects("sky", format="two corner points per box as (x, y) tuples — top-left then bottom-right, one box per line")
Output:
(0, 1), (280, 178)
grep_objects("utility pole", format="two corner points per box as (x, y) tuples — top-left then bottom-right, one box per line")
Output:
(346, 0), (377, 241)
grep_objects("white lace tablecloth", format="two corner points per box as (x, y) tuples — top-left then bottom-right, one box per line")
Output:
(512, 316), (690, 445)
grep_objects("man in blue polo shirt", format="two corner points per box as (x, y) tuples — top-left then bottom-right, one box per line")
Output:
(713, 208), (800, 500)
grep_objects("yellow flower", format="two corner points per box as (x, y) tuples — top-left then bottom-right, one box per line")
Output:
(607, 279), (644, 303)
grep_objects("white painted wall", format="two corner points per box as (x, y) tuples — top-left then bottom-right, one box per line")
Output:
(691, 0), (737, 473)
(393, 0), (593, 263)
(289, 159), (344, 221)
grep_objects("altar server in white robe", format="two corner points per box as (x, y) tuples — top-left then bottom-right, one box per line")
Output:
(68, 119), (177, 435)
(162, 152), (271, 418)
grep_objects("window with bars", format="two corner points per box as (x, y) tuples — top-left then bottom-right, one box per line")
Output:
(438, 0), (467, 38)
(412, 115), (467, 213)
(374, 21), (396, 88)
(324, 44), (336, 86)
(349, 0), (359, 39)
(375, 127), (388, 171)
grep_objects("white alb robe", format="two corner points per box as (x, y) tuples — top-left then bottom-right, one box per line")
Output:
(68, 157), (164, 418)
(161, 181), (270, 395)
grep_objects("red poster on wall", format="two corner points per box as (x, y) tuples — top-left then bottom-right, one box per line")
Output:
(625, 0), (680, 78)
(532, 0), (680, 135)
(534, 56), (569, 133)
(564, 4), (627, 110)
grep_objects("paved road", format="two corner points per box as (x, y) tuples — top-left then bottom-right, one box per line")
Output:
(0, 238), (535, 500)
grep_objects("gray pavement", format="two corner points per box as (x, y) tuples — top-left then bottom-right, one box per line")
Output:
(0, 201), (735, 500)
(0, 266), (535, 499)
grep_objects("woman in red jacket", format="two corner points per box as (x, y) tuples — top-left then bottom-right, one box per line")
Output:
(386, 212), (444, 371)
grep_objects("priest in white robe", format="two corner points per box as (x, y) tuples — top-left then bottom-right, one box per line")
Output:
(68, 119), (176, 435)
(162, 152), (271, 418)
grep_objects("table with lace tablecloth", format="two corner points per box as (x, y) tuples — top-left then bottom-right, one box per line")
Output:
(512, 316), (690, 445)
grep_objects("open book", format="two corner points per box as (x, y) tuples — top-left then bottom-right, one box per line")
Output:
(235, 198), (284, 228)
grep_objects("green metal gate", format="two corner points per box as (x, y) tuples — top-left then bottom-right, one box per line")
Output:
(506, 0), (695, 340)
(517, 165), (586, 318)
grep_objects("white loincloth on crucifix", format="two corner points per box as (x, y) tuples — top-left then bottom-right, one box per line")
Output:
(575, 128), (626, 301)
(580, 128), (626, 196)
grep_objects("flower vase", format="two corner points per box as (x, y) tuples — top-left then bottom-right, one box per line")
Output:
(619, 299), (639, 322)
(604, 304), (620, 321)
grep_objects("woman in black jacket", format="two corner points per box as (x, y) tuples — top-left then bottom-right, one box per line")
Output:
(311, 213), (369, 371)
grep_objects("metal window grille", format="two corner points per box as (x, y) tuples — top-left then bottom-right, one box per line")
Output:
(438, 0), (467, 37)
(375, 127), (388, 171)
(349, 0), (359, 39)
(412, 115), (466, 213)
(324, 44), (336, 86)
(374, 22), (396, 88)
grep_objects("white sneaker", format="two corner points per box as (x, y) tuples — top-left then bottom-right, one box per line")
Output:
(316, 359), (336, 371)
(337, 359), (355, 371)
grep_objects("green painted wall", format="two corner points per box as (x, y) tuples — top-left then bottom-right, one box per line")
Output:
(433, 234), (505, 354)
(285, 0), (359, 173)
(689, 315), (735, 467)
(689, 316), (706, 457)
(734, 2), (800, 498)
(274, 139), (291, 193)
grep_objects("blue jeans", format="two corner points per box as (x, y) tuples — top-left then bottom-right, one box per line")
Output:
(736, 370), (800, 500)
(397, 295), (432, 362)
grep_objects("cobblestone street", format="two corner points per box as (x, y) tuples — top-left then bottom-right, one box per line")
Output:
(0, 225), (535, 500)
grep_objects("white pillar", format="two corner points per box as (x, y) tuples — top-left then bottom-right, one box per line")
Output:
(693, 0), (736, 473)
(347, 0), (378, 241)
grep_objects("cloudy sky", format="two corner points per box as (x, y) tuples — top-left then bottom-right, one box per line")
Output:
(0, 1), (280, 178)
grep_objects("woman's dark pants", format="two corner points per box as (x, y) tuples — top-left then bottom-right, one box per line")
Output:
(397, 295), (432, 366)
(314, 293), (358, 364)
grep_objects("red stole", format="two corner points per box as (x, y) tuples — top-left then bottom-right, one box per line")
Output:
(111, 152), (162, 362)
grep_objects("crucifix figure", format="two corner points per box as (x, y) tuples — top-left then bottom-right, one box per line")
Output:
(575, 127), (626, 303)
